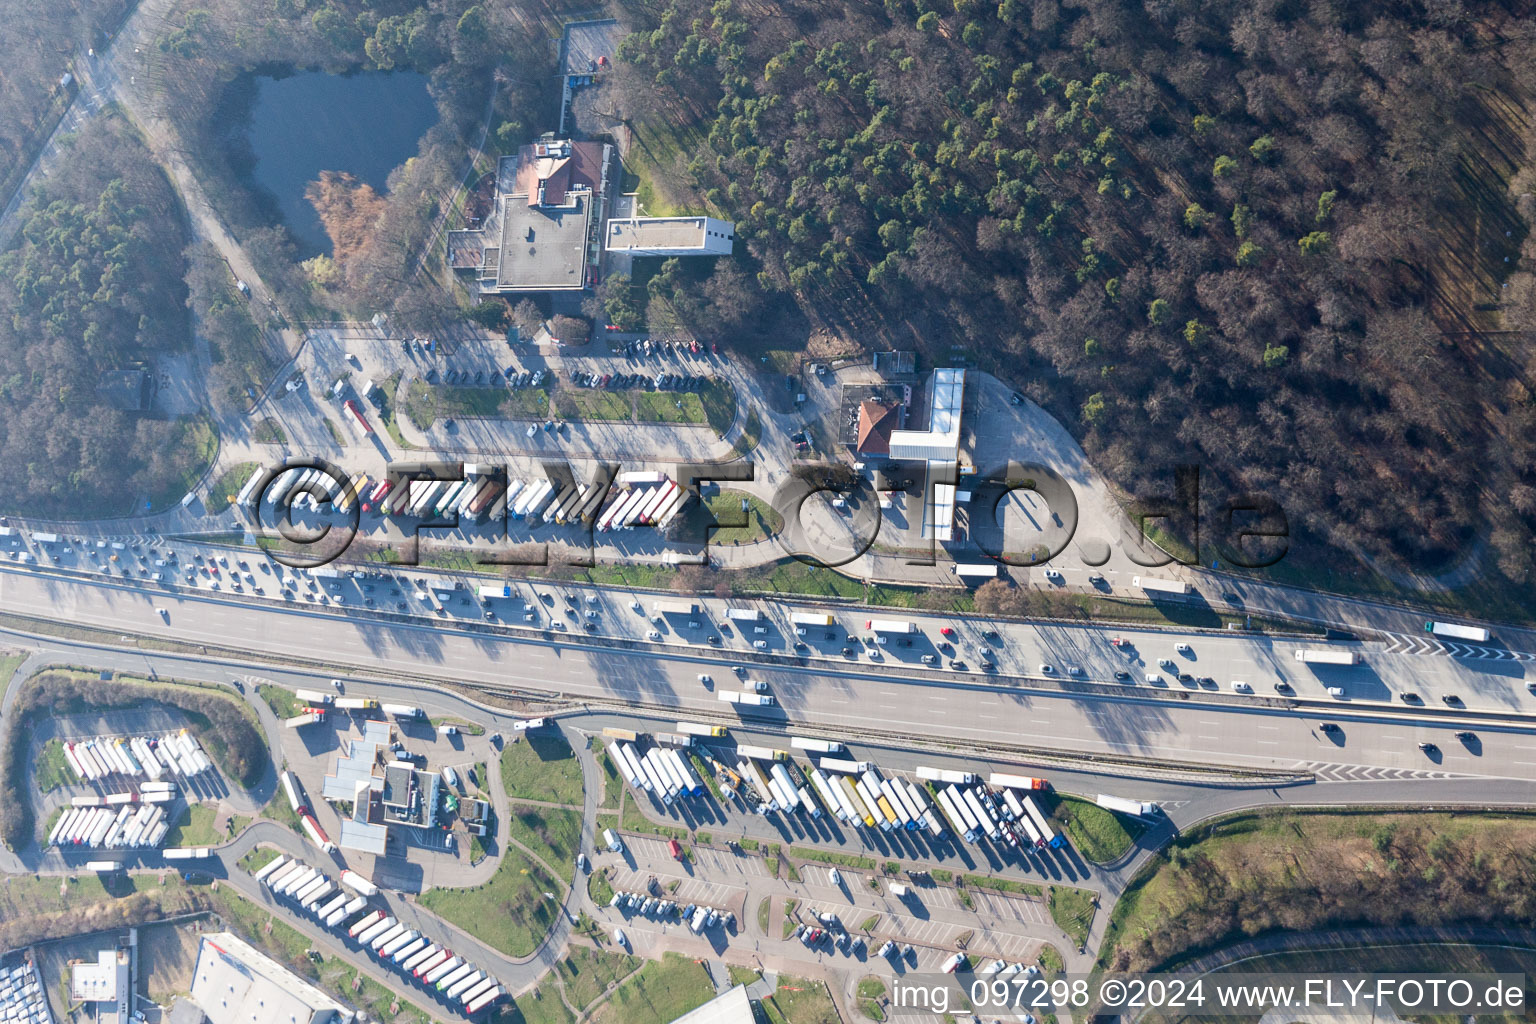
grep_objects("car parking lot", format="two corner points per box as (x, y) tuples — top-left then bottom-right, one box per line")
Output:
(594, 832), (1054, 971)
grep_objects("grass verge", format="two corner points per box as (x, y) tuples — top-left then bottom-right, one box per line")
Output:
(418, 845), (559, 958)
(501, 730), (584, 805)
(586, 952), (715, 1024)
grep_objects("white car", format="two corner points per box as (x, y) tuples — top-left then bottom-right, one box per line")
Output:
(1175, 642), (1191, 653)
(697, 674), (712, 684)
(753, 640), (767, 649)
(1066, 665), (1082, 676)
(526, 424), (538, 437)
(330, 678), (343, 689)
(1231, 680), (1252, 693)
(647, 630), (662, 640)
(631, 600), (642, 612)
(829, 868), (841, 886)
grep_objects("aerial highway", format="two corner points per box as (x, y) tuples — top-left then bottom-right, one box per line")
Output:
(2, 563), (1533, 781)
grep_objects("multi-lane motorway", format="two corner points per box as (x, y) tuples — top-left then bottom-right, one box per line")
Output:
(4, 560), (1534, 781)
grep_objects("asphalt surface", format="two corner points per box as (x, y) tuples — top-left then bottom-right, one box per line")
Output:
(2, 564), (1532, 786)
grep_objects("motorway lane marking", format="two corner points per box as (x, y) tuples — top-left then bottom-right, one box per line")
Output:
(10, 572), (1536, 778)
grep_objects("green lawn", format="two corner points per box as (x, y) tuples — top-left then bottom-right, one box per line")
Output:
(552, 388), (632, 421)
(960, 874), (1044, 897)
(586, 953), (715, 1024)
(707, 490), (783, 545)
(258, 684), (301, 721)
(556, 946), (641, 1011)
(789, 847), (877, 871)
(252, 418), (287, 444)
(1051, 794), (1143, 864)
(1047, 886), (1097, 949)
(165, 804), (222, 848)
(856, 977), (887, 1021)
(588, 868), (615, 908)
(633, 389), (719, 425)
(403, 379), (532, 429)
(0, 653), (28, 705)
(698, 379), (737, 434)
(497, 988), (575, 1024)
(506, 805), (583, 871)
(619, 798), (691, 842)
(260, 790), (303, 834)
(760, 975), (841, 1024)
(238, 846), (282, 874)
(502, 388), (553, 418)
(419, 844), (560, 957)
(500, 730), (584, 806)
(33, 739), (71, 792)
(593, 746), (620, 807)
(207, 461), (260, 514)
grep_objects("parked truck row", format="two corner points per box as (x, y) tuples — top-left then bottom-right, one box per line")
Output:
(49, 802), (169, 850)
(61, 732), (211, 783)
(252, 856), (505, 1017)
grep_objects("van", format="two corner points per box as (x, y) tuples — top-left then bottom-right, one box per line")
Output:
(613, 928), (627, 947)
(604, 828), (622, 853)
(753, 626), (768, 634)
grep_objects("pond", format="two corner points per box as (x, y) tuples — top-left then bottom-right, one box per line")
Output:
(229, 67), (438, 256)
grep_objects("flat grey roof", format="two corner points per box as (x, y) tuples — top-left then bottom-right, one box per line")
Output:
(192, 933), (352, 1024)
(496, 195), (590, 291)
(607, 217), (708, 251)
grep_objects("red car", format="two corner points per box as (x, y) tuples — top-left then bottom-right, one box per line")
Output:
(940, 627), (956, 637)
(1110, 637), (1125, 647)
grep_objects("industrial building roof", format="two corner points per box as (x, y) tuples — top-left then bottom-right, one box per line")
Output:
(190, 932), (353, 1024)
(321, 720), (391, 802)
(665, 986), (754, 1024)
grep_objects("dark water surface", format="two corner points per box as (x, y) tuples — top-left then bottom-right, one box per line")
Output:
(237, 68), (436, 255)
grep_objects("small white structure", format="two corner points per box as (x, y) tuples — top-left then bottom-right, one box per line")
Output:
(604, 216), (735, 257)
(70, 949), (131, 1024)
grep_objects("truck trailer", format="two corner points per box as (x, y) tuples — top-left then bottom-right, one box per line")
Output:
(1295, 648), (1360, 665)
(1425, 621), (1491, 642)
(1133, 575), (1190, 595)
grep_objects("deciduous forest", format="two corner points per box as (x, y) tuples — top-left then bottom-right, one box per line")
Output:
(612, 0), (1536, 580)
(0, 0), (126, 192)
(0, 114), (205, 516)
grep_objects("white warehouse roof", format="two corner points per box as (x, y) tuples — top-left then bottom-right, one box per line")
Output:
(190, 933), (353, 1024)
